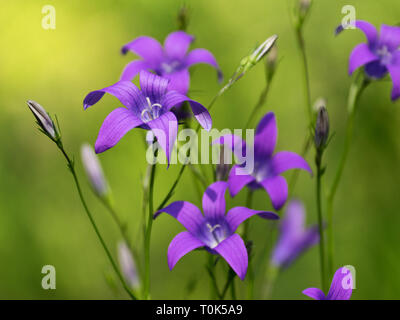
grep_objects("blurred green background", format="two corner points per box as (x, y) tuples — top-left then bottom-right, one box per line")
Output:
(0, 0), (399, 299)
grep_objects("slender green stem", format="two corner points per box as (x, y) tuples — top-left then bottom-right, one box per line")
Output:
(315, 150), (327, 292)
(207, 255), (221, 299)
(143, 160), (157, 299)
(221, 268), (235, 299)
(326, 74), (369, 277)
(57, 145), (136, 300)
(245, 80), (272, 129)
(262, 262), (279, 299)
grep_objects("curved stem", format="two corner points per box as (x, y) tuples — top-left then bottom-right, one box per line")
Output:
(326, 74), (369, 277)
(143, 161), (157, 299)
(262, 262), (279, 299)
(315, 151), (327, 292)
(57, 145), (136, 300)
(245, 81), (272, 129)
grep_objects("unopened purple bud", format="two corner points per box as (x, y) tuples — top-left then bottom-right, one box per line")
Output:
(81, 144), (108, 197)
(118, 242), (140, 290)
(26, 100), (57, 139)
(216, 145), (231, 181)
(314, 106), (329, 150)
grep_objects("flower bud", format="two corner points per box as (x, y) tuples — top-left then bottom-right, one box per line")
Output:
(118, 242), (140, 291)
(177, 5), (189, 31)
(216, 145), (231, 181)
(26, 100), (57, 140)
(249, 34), (278, 65)
(314, 106), (330, 150)
(299, 0), (312, 18)
(265, 45), (278, 79)
(81, 143), (109, 197)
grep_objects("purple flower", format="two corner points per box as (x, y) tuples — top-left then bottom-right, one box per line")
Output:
(214, 112), (312, 210)
(83, 71), (211, 163)
(155, 181), (279, 280)
(271, 200), (319, 268)
(120, 31), (222, 94)
(303, 267), (353, 300)
(336, 21), (400, 100)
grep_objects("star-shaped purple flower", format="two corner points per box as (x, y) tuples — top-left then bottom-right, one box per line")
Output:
(155, 181), (279, 280)
(336, 20), (400, 100)
(271, 200), (319, 268)
(83, 71), (212, 163)
(303, 266), (353, 300)
(120, 31), (223, 94)
(214, 112), (312, 210)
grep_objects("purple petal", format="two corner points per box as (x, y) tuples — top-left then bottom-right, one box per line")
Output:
(139, 71), (169, 103)
(185, 48), (223, 82)
(214, 234), (248, 280)
(83, 81), (146, 117)
(120, 60), (151, 81)
(227, 165), (255, 197)
(280, 200), (306, 238)
(326, 267), (353, 300)
(212, 134), (247, 159)
(167, 231), (204, 270)
(365, 60), (388, 79)
(94, 108), (142, 154)
(348, 43), (378, 75)
(121, 36), (164, 67)
(380, 24), (400, 51)
(163, 69), (190, 95)
(302, 288), (326, 300)
(271, 151), (312, 176)
(202, 181), (228, 220)
(154, 201), (204, 234)
(260, 175), (288, 210)
(387, 52), (400, 101)
(147, 111), (177, 165)
(254, 112), (277, 159)
(336, 20), (378, 45)
(164, 31), (194, 60)
(226, 206), (278, 232)
(161, 91), (212, 130)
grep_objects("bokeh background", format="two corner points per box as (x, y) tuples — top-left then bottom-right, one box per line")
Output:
(1, 0), (399, 299)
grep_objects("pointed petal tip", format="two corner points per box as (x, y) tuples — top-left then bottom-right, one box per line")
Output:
(258, 211), (280, 220)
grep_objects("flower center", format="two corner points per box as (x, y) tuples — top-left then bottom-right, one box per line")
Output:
(376, 45), (392, 65)
(160, 60), (181, 74)
(140, 97), (162, 123)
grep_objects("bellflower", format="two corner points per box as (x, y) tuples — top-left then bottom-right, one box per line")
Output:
(120, 31), (222, 94)
(303, 266), (353, 300)
(155, 181), (279, 280)
(83, 71), (212, 163)
(214, 112), (312, 210)
(271, 200), (319, 268)
(336, 21), (400, 100)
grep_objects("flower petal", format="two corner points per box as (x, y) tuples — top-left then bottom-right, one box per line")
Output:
(214, 234), (248, 280)
(260, 175), (288, 210)
(380, 24), (400, 51)
(185, 48), (223, 82)
(336, 20), (378, 45)
(226, 207), (278, 233)
(348, 43), (379, 75)
(387, 52), (400, 101)
(83, 81), (146, 117)
(212, 134), (247, 160)
(254, 112), (277, 159)
(167, 231), (204, 270)
(94, 108), (142, 153)
(147, 111), (177, 165)
(161, 91), (212, 130)
(163, 69), (190, 95)
(120, 60), (151, 81)
(227, 165), (255, 197)
(121, 36), (164, 67)
(164, 31), (194, 60)
(202, 181), (228, 220)
(302, 288), (326, 300)
(326, 267), (353, 300)
(139, 70), (169, 103)
(155, 201), (204, 235)
(271, 151), (312, 176)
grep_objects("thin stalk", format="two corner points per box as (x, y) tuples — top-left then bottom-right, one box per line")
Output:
(207, 255), (221, 299)
(243, 189), (254, 299)
(262, 262), (279, 299)
(245, 80), (272, 129)
(315, 150), (327, 292)
(326, 74), (369, 277)
(57, 144), (136, 300)
(143, 160), (157, 299)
